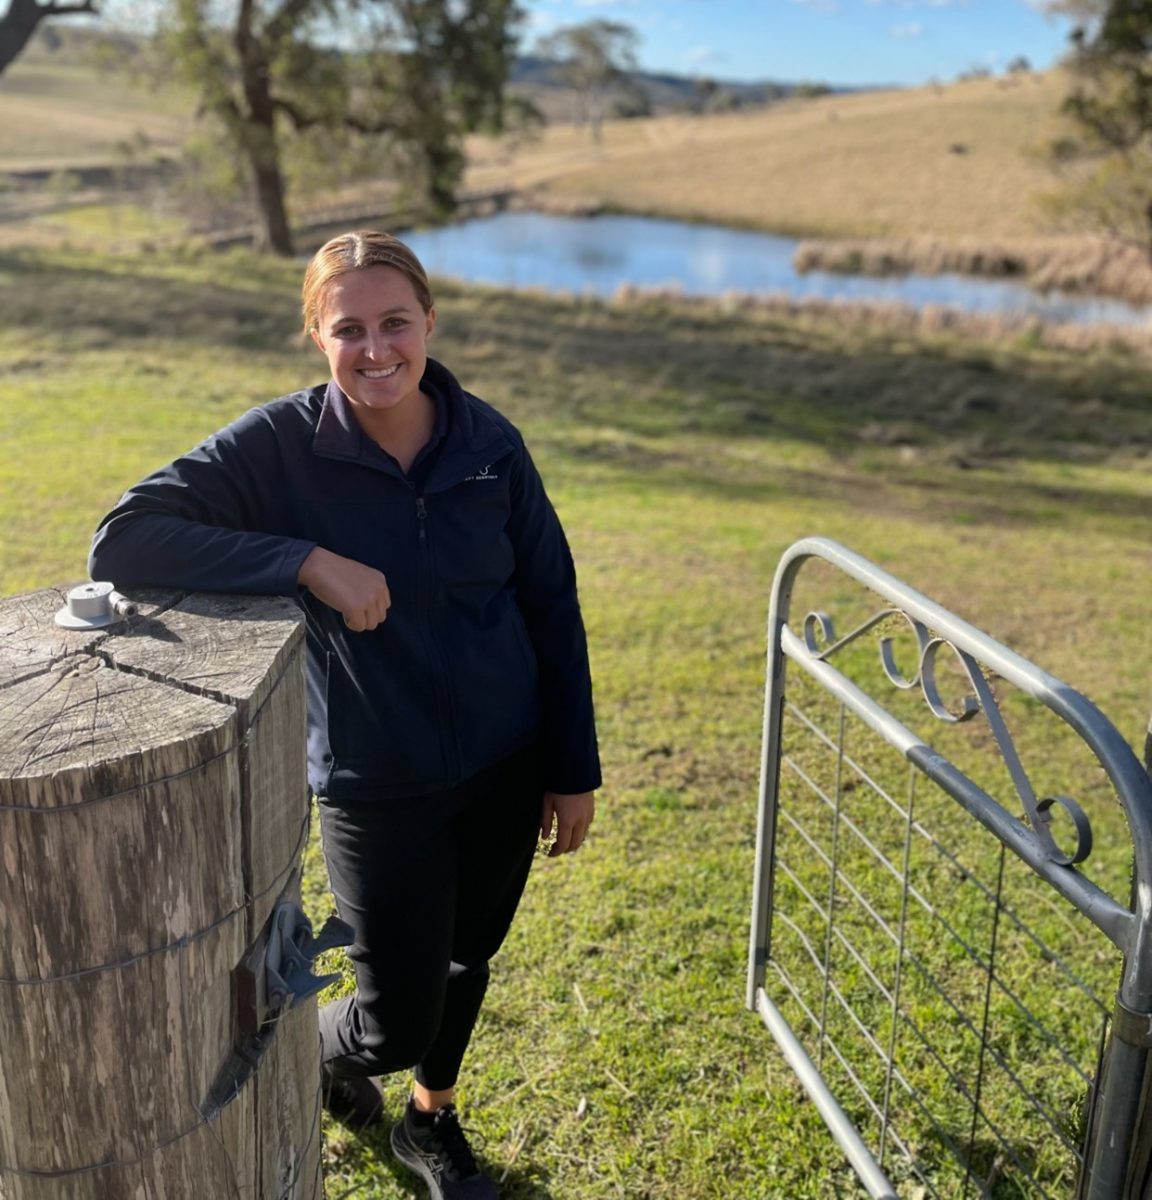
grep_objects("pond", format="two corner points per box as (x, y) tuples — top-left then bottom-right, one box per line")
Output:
(400, 211), (1152, 329)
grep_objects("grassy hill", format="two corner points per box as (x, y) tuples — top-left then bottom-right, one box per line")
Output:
(0, 54), (190, 173)
(1, 48), (1077, 245)
(468, 72), (1072, 241)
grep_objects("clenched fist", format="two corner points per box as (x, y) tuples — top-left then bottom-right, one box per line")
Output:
(298, 546), (391, 632)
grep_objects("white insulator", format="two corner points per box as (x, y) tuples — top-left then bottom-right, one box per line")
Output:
(54, 582), (138, 630)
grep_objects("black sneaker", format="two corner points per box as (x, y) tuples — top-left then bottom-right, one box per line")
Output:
(321, 1063), (384, 1129)
(390, 1103), (498, 1199)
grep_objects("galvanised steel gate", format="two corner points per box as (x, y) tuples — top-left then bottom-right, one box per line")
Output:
(747, 537), (1152, 1199)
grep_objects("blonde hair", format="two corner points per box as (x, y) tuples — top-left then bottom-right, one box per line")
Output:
(302, 230), (434, 333)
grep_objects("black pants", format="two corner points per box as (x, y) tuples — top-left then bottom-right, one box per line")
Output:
(317, 744), (543, 1090)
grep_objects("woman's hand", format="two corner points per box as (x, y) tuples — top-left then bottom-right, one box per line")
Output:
(540, 790), (595, 857)
(298, 546), (391, 632)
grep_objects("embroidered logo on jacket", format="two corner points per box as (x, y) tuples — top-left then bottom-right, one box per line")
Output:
(464, 464), (499, 482)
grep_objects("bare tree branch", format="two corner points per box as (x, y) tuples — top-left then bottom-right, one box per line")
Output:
(270, 95), (322, 131)
(0, 0), (99, 76)
(272, 94), (400, 136)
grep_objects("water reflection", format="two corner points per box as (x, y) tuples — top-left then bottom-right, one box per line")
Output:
(399, 210), (1152, 329)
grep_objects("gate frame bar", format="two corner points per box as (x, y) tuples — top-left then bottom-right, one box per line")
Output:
(747, 537), (1152, 1199)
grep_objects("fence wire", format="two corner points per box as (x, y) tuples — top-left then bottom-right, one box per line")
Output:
(770, 695), (1111, 1197)
(748, 539), (1151, 1200)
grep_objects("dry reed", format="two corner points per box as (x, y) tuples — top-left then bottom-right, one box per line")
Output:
(793, 235), (1152, 306)
(610, 282), (1152, 358)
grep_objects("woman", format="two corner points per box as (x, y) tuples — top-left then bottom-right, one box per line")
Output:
(89, 231), (600, 1200)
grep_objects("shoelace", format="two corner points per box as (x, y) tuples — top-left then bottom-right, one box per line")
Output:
(428, 1106), (481, 1182)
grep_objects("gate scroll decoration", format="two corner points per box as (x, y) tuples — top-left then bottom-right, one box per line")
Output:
(746, 537), (1152, 1200)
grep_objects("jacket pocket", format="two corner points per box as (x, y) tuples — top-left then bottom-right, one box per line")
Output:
(322, 636), (446, 790)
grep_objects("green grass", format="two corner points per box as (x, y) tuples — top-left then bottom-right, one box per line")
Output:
(2, 245), (1151, 1197)
(33, 199), (188, 239)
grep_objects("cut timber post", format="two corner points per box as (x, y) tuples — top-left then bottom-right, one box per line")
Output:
(0, 586), (320, 1199)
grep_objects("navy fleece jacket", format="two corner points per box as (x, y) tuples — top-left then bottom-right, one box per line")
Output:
(89, 359), (600, 802)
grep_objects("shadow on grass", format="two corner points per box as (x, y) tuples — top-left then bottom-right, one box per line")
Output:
(321, 1109), (557, 1199)
(323, 1139), (556, 1200)
(3, 247), (1150, 482)
(539, 437), (1152, 534)
(0, 248), (300, 355)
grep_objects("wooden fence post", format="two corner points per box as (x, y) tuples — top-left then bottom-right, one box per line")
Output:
(0, 586), (322, 1199)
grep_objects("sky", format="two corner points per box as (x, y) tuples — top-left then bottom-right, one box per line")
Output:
(519, 0), (1078, 89)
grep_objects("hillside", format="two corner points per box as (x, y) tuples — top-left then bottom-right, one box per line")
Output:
(0, 55), (190, 174)
(468, 72), (1073, 241)
(0, 41), (785, 174)
(0, 49), (1088, 248)
(509, 54), (803, 123)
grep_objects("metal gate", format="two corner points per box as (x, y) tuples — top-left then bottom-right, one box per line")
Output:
(747, 538), (1152, 1199)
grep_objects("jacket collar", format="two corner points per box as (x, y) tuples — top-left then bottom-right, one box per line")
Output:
(311, 358), (513, 486)
(313, 380), (367, 464)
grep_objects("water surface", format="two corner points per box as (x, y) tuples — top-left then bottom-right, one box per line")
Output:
(400, 211), (1152, 329)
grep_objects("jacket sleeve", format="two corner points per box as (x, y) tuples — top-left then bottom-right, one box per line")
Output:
(507, 442), (601, 796)
(88, 407), (317, 596)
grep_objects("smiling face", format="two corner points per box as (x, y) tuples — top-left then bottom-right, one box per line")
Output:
(310, 265), (436, 417)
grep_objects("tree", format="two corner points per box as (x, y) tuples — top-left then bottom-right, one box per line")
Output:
(367, 0), (524, 217)
(162, 0), (524, 255)
(0, 0), (98, 77)
(692, 76), (719, 115)
(536, 19), (639, 143)
(1046, 0), (1152, 255)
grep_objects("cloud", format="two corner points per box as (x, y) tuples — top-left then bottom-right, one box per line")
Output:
(524, 9), (560, 34)
(890, 22), (925, 37)
(686, 45), (722, 65)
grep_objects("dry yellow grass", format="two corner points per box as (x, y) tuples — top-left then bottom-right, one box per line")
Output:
(467, 73), (1072, 241)
(0, 58), (1102, 258)
(0, 60), (190, 170)
(794, 234), (1152, 304)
